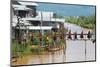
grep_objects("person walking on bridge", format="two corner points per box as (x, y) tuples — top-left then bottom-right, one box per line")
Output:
(68, 30), (72, 40)
(74, 31), (77, 40)
(80, 30), (84, 40)
(87, 30), (91, 40)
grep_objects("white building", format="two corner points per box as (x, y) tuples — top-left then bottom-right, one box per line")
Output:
(12, 1), (65, 31)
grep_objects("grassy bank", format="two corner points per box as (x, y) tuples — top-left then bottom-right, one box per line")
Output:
(11, 40), (46, 57)
(11, 33), (65, 57)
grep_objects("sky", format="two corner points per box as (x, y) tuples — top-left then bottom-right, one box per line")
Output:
(36, 2), (95, 16)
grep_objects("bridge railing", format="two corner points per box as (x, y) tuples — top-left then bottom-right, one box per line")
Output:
(65, 33), (95, 40)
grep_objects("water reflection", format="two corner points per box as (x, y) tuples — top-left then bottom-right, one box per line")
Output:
(12, 49), (66, 65)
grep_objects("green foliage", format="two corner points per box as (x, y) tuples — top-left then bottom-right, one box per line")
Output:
(65, 15), (96, 29)
(11, 40), (27, 56)
(33, 37), (38, 45)
(12, 31), (66, 56)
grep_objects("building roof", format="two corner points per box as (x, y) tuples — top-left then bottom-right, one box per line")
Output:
(12, 4), (26, 8)
(12, 5), (32, 10)
(18, 1), (38, 6)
